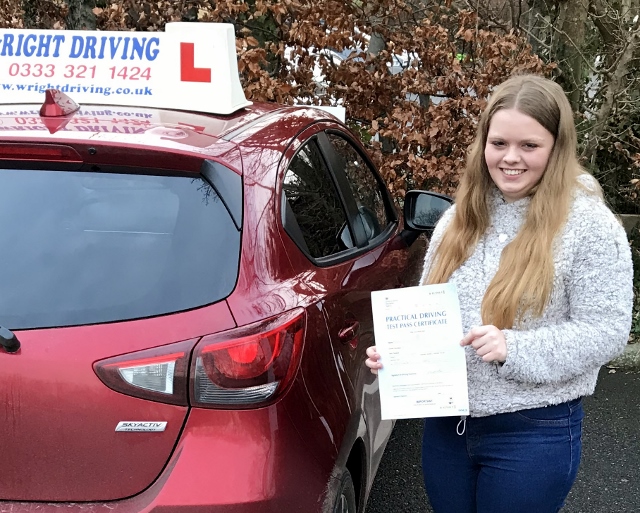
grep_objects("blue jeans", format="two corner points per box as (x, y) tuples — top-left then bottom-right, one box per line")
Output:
(421, 399), (584, 513)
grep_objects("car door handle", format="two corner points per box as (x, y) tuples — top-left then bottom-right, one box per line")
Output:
(338, 322), (360, 343)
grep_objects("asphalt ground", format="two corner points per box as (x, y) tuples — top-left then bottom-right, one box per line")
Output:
(366, 367), (640, 513)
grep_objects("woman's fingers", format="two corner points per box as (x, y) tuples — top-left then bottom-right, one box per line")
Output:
(365, 346), (382, 374)
(461, 325), (507, 363)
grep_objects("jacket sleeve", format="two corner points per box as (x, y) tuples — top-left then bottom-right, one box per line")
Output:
(498, 198), (634, 385)
(419, 204), (456, 285)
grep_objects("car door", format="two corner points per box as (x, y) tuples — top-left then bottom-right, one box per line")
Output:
(318, 130), (414, 473)
(276, 123), (415, 479)
(276, 127), (365, 473)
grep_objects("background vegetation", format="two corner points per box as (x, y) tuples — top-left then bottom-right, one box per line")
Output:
(1, 0), (639, 331)
(3, 0), (637, 206)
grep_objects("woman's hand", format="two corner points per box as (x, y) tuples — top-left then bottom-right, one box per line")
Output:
(365, 346), (383, 374)
(461, 325), (507, 363)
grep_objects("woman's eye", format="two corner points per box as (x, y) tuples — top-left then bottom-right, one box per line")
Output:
(491, 141), (505, 147)
(524, 143), (538, 149)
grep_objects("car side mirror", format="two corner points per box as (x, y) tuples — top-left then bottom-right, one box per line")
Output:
(388, 190), (453, 251)
(403, 190), (453, 231)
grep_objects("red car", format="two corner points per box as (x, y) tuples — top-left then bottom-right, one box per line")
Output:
(0, 24), (451, 513)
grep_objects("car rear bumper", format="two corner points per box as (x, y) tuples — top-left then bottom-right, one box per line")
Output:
(0, 406), (330, 513)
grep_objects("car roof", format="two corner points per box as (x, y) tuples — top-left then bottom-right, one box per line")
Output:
(0, 102), (341, 169)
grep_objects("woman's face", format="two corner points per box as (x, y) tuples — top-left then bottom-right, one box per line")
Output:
(484, 108), (555, 202)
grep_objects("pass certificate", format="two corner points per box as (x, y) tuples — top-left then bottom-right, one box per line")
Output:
(371, 283), (469, 420)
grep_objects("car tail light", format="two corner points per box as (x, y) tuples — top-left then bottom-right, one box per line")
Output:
(191, 308), (306, 408)
(94, 339), (196, 406)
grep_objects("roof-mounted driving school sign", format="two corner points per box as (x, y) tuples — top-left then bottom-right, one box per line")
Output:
(0, 23), (252, 115)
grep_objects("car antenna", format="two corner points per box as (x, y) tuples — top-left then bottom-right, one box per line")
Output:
(0, 326), (20, 353)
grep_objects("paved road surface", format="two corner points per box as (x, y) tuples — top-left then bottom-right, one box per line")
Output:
(366, 367), (640, 513)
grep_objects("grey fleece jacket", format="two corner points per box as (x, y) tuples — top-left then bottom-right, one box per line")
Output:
(419, 180), (634, 417)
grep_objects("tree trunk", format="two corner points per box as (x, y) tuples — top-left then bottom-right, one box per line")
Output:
(66, 0), (96, 29)
(553, 0), (589, 111)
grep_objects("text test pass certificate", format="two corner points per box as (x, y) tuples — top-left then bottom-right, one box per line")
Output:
(371, 283), (469, 420)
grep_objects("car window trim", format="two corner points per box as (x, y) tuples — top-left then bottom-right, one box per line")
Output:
(281, 137), (356, 258)
(200, 159), (243, 231)
(323, 129), (399, 225)
(315, 132), (369, 248)
(278, 124), (400, 268)
(313, 220), (398, 266)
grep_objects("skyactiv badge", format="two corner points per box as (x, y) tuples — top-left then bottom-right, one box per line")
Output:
(115, 421), (168, 432)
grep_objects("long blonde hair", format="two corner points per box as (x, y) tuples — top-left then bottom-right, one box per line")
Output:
(426, 74), (599, 329)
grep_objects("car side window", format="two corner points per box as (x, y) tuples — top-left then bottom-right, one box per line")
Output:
(326, 133), (392, 240)
(283, 140), (351, 259)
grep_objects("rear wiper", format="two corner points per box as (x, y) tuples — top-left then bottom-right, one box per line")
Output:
(0, 326), (20, 353)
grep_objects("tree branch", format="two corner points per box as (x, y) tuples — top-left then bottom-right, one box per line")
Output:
(535, 11), (600, 74)
(589, 0), (621, 47)
(518, 24), (552, 51)
(582, 24), (640, 162)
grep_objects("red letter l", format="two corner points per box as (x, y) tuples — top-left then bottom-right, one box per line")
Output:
(180, 43), (212, 83)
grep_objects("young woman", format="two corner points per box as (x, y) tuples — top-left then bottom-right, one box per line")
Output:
(365, 74), (634, 513)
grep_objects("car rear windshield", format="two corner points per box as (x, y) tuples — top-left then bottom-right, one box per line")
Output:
(0, 168), (241, 330)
